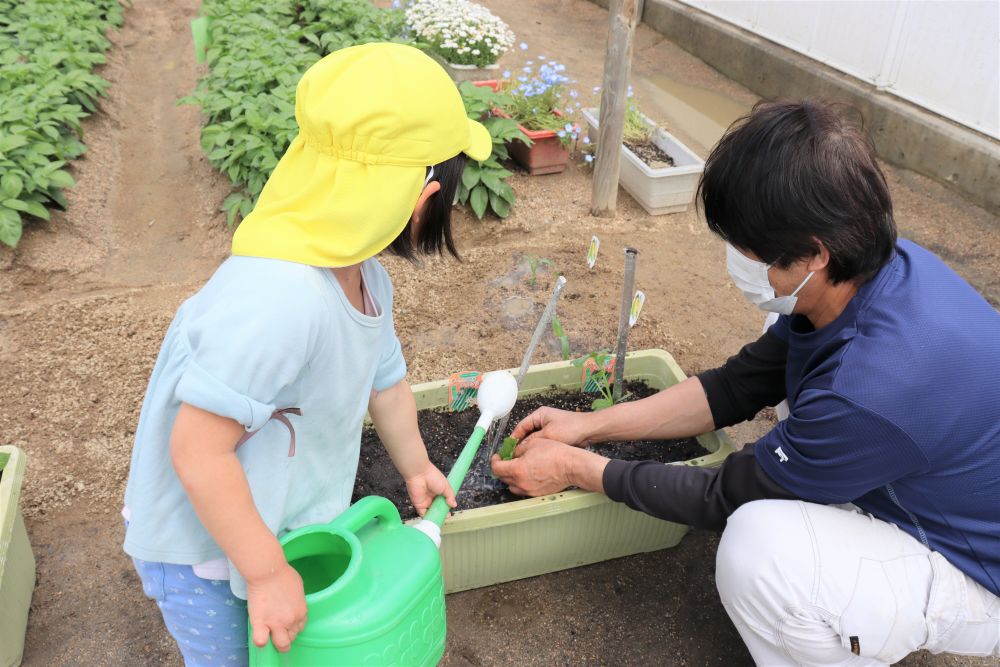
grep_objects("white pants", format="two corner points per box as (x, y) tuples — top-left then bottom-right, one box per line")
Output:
(716, 500), (1000, 666)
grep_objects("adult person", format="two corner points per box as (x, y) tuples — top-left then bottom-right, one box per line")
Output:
(492, 101), (1000, 666)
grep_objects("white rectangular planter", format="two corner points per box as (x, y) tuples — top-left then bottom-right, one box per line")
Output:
(1, 447), (34, 667)
(582, 107), (705, 215)
(407, 349), (735, 593)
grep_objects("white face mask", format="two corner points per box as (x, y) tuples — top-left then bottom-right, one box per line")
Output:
(726, 243), (815, 315)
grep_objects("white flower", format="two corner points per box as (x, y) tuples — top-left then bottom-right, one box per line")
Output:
(405, 0), (516, 65)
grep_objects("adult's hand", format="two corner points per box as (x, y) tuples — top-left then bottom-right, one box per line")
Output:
(491, 437), (609, 497)
(509, 407), (596, 446)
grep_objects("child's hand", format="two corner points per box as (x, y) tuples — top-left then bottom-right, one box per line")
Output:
(247, 562), (308, 653)
(404, 463), (457, 517)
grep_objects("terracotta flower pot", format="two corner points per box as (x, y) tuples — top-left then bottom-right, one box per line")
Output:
(472, 80), (571, 176)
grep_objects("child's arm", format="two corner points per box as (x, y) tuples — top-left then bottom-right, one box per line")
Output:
(368, 380), (457, 516)
(170, 403), (306, 653)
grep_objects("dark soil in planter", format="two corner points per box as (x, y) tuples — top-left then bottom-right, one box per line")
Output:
(354, 381), (707, 520)
(625, 139), (675, 169)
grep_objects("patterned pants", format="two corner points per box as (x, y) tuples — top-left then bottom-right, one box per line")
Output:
(133, 558), (249, 667)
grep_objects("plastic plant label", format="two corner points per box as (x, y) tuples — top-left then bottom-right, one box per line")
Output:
(629, 291), (645, 328)
(581, 355), (616, 393)
(587, 235), (600, 269)
(447, 371), (482, 411)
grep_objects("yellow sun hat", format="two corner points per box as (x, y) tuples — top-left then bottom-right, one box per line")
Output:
(231, 42), (492, 267)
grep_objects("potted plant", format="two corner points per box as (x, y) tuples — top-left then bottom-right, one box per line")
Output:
(405, 0), (515, 83)
(493, 61), (580, 175)
(358, 350), (736, 593)
(582, 97), (705, 214)
(0, 446), (34, 667)
(456, 81), (528, 219)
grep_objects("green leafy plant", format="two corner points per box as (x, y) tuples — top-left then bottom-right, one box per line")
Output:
(623, 100), (654, 145)
(524, 254), (553, 287)
(500, 61), (581, 146)
(456, 81), (526, 219)
(551, 314), (570, 361)
(498, 436), (518, 461)
(572, 350), (629, 411)
(0, 0), (126, 246)
(182, 0), (412, 227)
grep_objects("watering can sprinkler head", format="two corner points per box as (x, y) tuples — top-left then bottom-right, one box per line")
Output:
(414, 370), (519, 545)
(474, 370), (518, 429)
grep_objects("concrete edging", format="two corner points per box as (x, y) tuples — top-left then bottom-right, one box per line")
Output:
(587, 0), (1000, 214)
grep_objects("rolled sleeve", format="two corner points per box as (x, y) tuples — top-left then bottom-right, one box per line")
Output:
(175, 358), (276, 431)
(373, 334), (407, 391)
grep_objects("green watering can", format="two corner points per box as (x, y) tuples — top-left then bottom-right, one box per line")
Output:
(249, 371), (519, 666)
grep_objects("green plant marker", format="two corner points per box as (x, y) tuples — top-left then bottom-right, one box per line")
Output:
(499, 436), (519, 461)
(190, 17), (212, 64)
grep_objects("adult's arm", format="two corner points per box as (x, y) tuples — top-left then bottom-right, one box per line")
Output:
(602, 446), (799, 530)
(696, 328), (788, 428)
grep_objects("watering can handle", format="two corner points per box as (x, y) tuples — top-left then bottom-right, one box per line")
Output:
(334, 495), (402, 534)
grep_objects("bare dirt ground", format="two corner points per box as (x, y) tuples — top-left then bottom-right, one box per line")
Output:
(1, 0), (997, 665)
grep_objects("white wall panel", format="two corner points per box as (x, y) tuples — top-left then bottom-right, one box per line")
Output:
(676, 0), (1000, 139)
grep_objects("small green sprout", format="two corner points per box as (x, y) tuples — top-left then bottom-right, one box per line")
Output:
(551, 314), (571, 360)
(499, 436), (519, 461)
(524, 255), (554, 287)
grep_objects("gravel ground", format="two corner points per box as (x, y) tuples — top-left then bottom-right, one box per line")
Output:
(1, 0), (997, 665)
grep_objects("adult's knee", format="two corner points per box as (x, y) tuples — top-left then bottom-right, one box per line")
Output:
(716, 500), (816, 613)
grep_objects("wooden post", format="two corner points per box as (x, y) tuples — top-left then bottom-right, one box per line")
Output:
(591, 0), (644, 217)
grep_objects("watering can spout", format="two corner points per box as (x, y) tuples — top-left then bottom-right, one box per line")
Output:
(422, 370), (518, 530)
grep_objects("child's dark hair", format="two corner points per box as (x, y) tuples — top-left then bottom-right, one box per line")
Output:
(697, 100), (896, 284)
(386, 153), (466, 261)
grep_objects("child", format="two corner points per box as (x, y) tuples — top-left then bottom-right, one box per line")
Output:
(122, 43), (491, 666)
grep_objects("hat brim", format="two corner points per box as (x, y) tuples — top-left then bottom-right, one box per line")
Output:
(463, 118), (492, 162)
(233, 136), (424, 268)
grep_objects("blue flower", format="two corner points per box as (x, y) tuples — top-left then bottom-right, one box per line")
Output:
(564, 123), (573, 132)
(538, 55), (546, 60)
(582, 136), (591, 144)
(569, 89), (579, 99)
(575, 101), (582, 108)
(518, 76), (528, 83)
(523, 66), (531, 73)
(557, 130), (566, 138)
(503, 70), (511, 78)
(527, 60), (534, 65)
(520, 42), (528, 50)
(584, 154), (594, 163)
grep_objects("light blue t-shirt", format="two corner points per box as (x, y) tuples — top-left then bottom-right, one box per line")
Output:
(123, 256), (406, 597)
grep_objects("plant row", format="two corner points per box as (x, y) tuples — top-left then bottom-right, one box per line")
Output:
(187, 0), (532, 225)
(0, 0), (125, 247)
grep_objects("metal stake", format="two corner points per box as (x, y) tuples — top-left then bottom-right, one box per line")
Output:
(613, 248), (638, 402)
(487, 275), (568, 457)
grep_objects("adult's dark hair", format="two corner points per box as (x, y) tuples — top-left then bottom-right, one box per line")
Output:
(386, 153), (466, 261)
(697, 100), (896, 284)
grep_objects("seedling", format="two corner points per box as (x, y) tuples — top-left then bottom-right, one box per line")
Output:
(524, 255), (555, 287)
(572, 350), (630, 411)
(551, 315), (571, 360)
(499, 436), (518, 461)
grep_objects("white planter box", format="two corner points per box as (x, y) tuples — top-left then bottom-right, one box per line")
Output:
(582, 107), (705, 215)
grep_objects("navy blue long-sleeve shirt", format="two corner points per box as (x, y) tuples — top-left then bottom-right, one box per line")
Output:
(603, 240), (1000, 596)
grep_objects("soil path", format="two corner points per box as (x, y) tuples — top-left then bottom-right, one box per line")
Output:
(1, 0), (997, 665)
